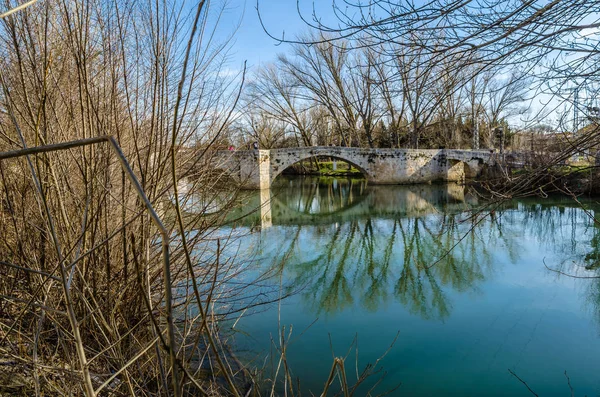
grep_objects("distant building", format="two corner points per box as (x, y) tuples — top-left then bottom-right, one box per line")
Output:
(510, 131), (571, 152)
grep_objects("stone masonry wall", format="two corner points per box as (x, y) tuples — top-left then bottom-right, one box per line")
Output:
(214, 147), (494, 189)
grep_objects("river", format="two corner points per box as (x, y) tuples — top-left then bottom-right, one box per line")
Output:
(211, 176), (600, 396)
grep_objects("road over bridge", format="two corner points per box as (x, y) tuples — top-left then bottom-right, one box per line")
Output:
(213, 147), (498, 189)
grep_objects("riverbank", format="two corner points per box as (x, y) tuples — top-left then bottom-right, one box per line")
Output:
(476, 162), (600, 197)
(282, 160), (363, 177)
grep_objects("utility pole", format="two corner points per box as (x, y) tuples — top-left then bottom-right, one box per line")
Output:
(473, 116), (480, 150)
(574, 86), (580, 137)
(568, 84), (581, 162)
(495, 127), (504, 155)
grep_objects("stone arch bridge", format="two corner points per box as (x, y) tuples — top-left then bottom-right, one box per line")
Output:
(213, 147), (497, 189)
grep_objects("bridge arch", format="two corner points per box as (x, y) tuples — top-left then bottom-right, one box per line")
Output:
(268, 148), (371, 184)
(446, 156), (486, 180)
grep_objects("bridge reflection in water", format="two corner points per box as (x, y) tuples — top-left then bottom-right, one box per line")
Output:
(222, 176), (479, 229)
(242, 177), (489, 319)
(216, 177), (600, 319)
(194, 176), (600, 396)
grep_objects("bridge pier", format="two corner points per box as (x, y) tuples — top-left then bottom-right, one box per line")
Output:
(259, 188), (272, 228)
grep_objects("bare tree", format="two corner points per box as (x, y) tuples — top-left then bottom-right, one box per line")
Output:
(373, 52), (407, 147)
(483, 70), (531, 147)
(0, 0), (252, 395)
(247, 63), (314, 146)
(465, 68), (492, 149)
(431, 52), (468, 148)
(278, 33), (359, 146)
(244, 106), (288, 148)
(348, 46), (383, 148)
(395, 35), (440, 148)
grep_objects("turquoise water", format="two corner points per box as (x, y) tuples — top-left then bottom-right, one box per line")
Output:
(221, 177), (600, 396)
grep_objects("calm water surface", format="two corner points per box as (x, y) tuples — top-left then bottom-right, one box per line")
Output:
(221, 176), (600, 396)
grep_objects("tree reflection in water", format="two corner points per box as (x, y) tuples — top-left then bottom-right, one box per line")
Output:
(511, 200), (600, 328)
(261, 177), (600, 322)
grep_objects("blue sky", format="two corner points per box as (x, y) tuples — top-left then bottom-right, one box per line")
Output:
(219, 0), (338, 71)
